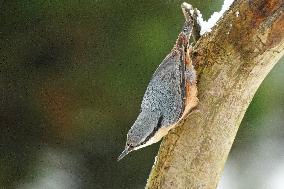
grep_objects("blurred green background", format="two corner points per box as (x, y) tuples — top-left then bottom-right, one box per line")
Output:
(1, 0), (283, 189)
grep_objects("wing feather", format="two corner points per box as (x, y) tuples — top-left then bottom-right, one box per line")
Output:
(141, 51), (185, 127)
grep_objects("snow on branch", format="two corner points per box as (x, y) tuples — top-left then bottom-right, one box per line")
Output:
(196, 0), (235, 35)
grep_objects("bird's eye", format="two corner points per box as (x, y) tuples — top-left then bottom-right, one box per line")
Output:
(127, 143), (134, 148)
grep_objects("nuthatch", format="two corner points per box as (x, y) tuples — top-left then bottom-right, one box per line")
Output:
(118, 2), (200, 161)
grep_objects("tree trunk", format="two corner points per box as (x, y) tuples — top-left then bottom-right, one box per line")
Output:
(146, 0), (284, 188)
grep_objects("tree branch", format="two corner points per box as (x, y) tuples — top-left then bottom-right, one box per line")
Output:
(146, 0), (284, 188)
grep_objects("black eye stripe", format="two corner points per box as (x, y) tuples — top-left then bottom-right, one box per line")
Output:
(140, 115), (163, 146)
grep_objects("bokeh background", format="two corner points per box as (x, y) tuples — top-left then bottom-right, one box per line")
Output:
(1, 0), (283, 188)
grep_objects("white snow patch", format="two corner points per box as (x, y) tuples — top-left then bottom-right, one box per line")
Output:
(197, 0), (235, 35)
(235, 11), (239, 17)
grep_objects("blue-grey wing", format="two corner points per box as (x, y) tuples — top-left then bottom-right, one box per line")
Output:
(141, 52), (185, 127)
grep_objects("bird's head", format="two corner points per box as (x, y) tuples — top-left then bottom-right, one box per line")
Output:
(117, 112), (163, 161)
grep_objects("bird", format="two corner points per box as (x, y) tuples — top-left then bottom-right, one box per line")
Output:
(118, 2), (199, 161)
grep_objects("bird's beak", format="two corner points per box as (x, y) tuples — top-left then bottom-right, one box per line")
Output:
(117, 146), (133, 161)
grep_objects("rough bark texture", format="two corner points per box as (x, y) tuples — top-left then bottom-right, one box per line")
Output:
(146, 0), (284, 188)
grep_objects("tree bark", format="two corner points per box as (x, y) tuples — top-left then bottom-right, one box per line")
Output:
(146, 0), (284, 189)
